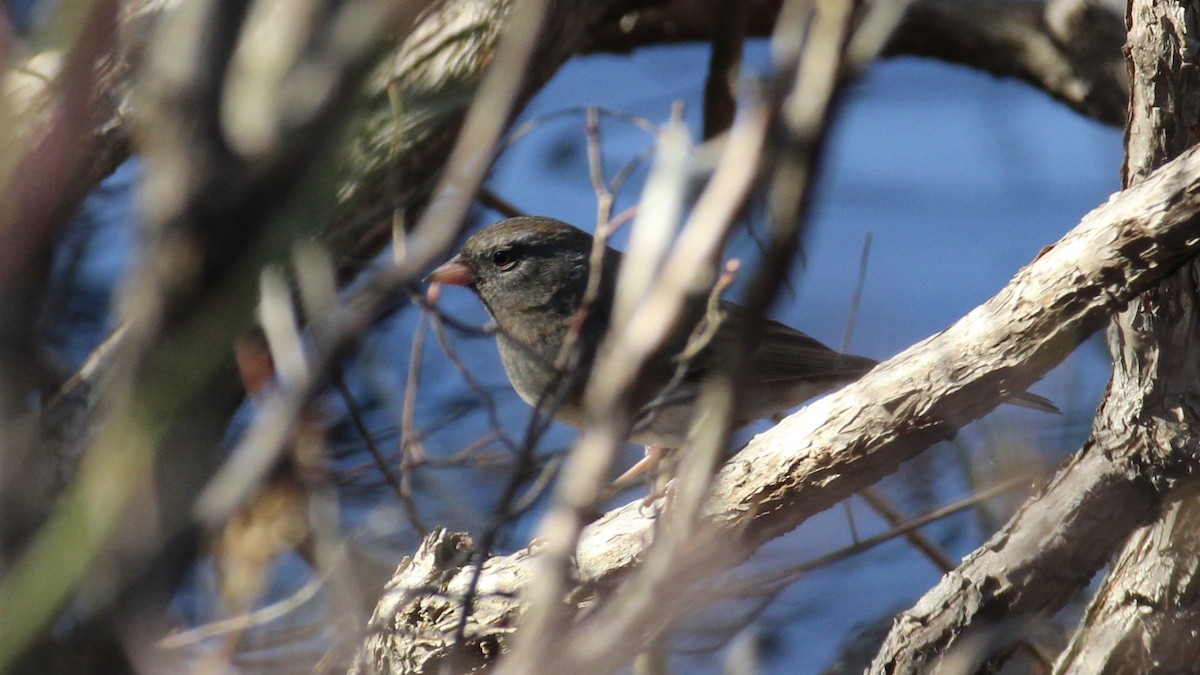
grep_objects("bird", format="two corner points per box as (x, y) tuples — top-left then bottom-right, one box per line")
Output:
(425, 216), (1058, 487)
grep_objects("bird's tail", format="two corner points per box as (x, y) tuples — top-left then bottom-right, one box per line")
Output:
(1005, 390), (1060, 414)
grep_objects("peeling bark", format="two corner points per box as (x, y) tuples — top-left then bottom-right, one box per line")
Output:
(1052, 0), (1200, 671)
(1054, 492), (1200, 673)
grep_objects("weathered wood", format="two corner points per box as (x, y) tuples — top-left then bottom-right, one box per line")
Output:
(1050, 0), (1200, 671)
(1054, 490), (1200, 673)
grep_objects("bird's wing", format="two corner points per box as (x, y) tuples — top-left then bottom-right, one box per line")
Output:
(681, 302), (876, 385)
(673, 303), (1060, 414)
(746, 318), (878, 382)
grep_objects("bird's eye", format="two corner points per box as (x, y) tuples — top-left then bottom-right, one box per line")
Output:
(491, 248), (518, 270)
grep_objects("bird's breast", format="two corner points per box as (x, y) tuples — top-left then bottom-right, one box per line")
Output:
(497, 335), (555, 401)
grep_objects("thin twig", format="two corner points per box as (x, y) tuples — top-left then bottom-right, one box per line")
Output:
(399, 308), (430, 518)
(842, 500), (861, 544)
(47, 322), (129, 406)
(609, 145), (655, 198)
(478, 187), (525, 219)
(859, 486), (955, 573)
(333, 373), (427, 535)
(838, 232), (873, 543)
(410, 291), (496, 337)
(833, 231), (953, 570)
(510, 453), (566, 515)
(425, 429), (506, 467)
(586, 106), (614, 227)
(607, 205), (640, 232)
(159, 575), (326, 649)
(702, 0), (747, 139)
(426, 310), (516, 454)
(840, 231), (872, 354)
(722, 475), (1035, 598)
(504, 106), (660, 149)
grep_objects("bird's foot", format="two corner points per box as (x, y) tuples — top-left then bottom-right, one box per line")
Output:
(611, 445), (668, 491)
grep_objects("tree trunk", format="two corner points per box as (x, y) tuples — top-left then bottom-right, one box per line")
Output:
(872, 0), (1200, 672)
(1054, 490), (1200, 672)
(1052, 0), (1200, 670)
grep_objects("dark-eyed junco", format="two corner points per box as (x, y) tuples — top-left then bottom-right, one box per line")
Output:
(427, 216), (1057, 484)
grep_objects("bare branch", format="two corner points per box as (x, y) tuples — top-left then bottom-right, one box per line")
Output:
(867, 441), (1161, 673)
(588, 0), (1127, 128)
(1053, 492), (1200, 672)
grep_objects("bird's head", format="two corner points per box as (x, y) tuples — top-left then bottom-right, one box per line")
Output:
(425, 216), (599, 320)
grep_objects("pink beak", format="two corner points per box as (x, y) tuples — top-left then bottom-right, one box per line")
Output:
(424, 257), (476, 286)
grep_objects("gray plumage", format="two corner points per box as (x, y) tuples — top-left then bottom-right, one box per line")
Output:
(430, 217), (961, 450)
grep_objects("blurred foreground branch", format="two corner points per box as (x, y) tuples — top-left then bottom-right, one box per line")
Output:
(2, 0), (1128, 284)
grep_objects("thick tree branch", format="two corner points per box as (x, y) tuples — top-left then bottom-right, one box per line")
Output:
(356, 140), (1200, 673)
(589, 0), (1127, 127)
(1053, 491), (1200, 672)
(1049, 0), (1200, 670)
(885, 0), (1126, 127)
(866, 437), (1163, 673)
(6, 0), (1127, 286)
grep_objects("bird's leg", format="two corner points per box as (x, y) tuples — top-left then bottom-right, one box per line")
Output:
(611, 445), (668, 490)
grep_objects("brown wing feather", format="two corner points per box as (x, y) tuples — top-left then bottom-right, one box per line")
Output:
(675, 302), (1058, 413)
(683, 303), (875, 385)
(747, 318), (877, 382)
